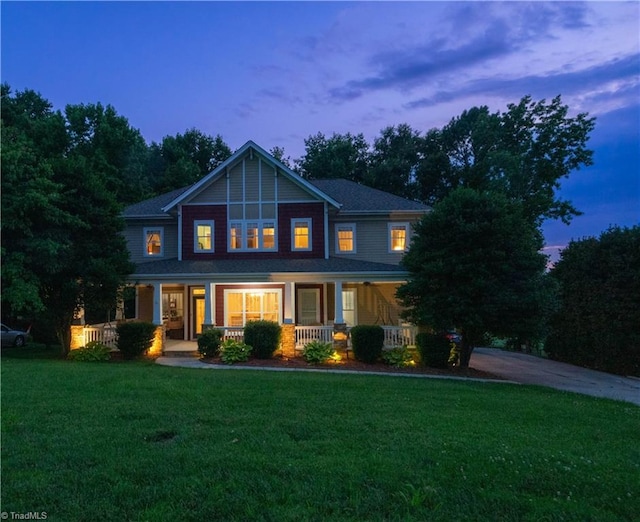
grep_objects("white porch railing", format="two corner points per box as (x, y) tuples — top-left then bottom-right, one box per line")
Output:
(83, 324), (118, 349)
(382, 325), (416, 349)
(218, 327), (245, 343)
(295, 326), (334, 349)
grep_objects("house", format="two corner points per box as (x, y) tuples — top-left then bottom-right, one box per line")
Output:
(116, 141), (429, 355)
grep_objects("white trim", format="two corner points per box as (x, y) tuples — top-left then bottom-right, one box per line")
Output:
(143, 227), (164, 258)
(335, 223), (357, 254)
(194, 220), (215, 253)
(228, 220), (277, 252)
(291, 218), (312, 252)
(342, 287), (357, 326)
(177, 206), (183, 261)
(388, 222), (410, 253)
(223, 288), (284, 326)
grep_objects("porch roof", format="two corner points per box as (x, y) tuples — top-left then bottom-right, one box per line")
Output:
(130, 256), (409, 283)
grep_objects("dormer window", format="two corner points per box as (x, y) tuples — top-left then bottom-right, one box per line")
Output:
(144, 227), (164, 257)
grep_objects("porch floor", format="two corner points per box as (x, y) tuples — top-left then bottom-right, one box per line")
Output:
(164, 339), (198, 356)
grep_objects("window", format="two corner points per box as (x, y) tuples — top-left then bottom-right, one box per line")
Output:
(292, 219), (312, 251)
(342, 289), (356, 326)
(224, 289), (282, 326)
(229, 221), (277, 252)
(144, 228), (164, 257)
(389, 223), (409, 252)
(194, 221), (214, 253)
(336, 223), (356, 253)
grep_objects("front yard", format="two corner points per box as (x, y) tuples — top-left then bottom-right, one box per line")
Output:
(1, 353), (638, 521)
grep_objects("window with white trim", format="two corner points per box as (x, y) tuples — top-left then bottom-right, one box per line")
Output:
(336, 223), (356, 253)
(144, 227), (164, 257)
(194, 221), (214, 253)
(342, 289), (356, 326)
(229, 221), (277, 252)
(224, 289), (282, 326)
(292, 218), (312, 251)
(388, 223), (409, 252)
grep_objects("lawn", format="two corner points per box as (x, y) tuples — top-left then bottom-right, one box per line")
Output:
(1, 353), (639, 521)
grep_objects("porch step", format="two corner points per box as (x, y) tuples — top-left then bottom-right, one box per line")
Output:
(163, 350), (199, 358)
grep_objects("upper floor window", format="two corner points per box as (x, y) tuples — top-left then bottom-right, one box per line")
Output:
(336, 223), (356, 254)
(144, 227), (164, 257)
(229, 221), (277, 252)
(194, 221), (214, 253)
(292, 219), (312, 251)
(389, 223), (409, 252)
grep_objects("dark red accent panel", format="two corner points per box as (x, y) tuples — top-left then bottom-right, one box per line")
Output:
(278, 202), (325, 259)
(182, 206), (227, 261)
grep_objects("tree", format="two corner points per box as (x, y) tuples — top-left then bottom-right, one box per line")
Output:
(269, 146), (292, 168)
(295, 132), (370, 182)
(415, 96), (596, 226)
(546, 226), (640, 376)
(366, 124), (422, 200)
(1, 86), (133, 354)
(150, 129), (232, 193)
(397, 188), (548, 368)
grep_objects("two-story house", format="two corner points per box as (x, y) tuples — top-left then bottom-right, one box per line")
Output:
(121, 141), (429, 354)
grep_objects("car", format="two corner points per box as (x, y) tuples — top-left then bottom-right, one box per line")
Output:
(1, 323), (29, 347)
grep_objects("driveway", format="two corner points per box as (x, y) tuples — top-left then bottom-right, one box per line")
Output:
(471, 347), (640, 406)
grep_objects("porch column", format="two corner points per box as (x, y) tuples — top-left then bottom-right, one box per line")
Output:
(334, 280), (344, 324)
(204, 282), (215, 326)
(284, 282), (294, 323)
(152, 282), (163, 325)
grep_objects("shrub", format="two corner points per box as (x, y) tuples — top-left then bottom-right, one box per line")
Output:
(302, 341), (335, 364)
(243, 320), (281, 359)
(381, 346), (415, 368)
(197, 328), (223, 358)
(350, 325), (384, 363)
(67, 341), (111, 362)
(116, 321), (157, 359)
(219, 339), (252, 364)
(416, 333), (450, 368)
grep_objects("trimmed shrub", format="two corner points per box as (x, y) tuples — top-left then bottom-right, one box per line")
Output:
(243, 320), (281, 359)
(67, 341), (111, 362)
(197, 328), (223, 358)
(220, 339), (252, 364)
(382, 346), (414, 368)
(302, 341), (335, 364)
(350, 325), (384, 363)
(416, 333), (450, 368)
(116, 321), (156, 359)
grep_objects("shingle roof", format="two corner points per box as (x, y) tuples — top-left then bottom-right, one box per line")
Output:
(131, 256), (407, 277)
(123, 186), (191, 217)
(309, 179), (430, 213)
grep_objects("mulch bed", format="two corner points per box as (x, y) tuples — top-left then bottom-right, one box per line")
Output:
(199, 355), (503, 380)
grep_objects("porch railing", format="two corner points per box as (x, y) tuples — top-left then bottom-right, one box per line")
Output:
(83, 324), (118, 349)
(295, 326), (334, 349)
(218, 327), (245, 343)
(382, 325), (416, 349)
(293, 325), (417, 350)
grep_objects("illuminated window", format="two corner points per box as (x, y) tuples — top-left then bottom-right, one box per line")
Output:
(262, 223), (275, 250)
(144, 228), (163, 257)
(228, 221), (277, 251)
(230, 223), (243, 250)
(224, 289), (281, 326)
(194, 221), (214, 252)
(389, 223), (409, 252)
(292, 219), (312, 251)
(336, 223), (356, 253)
(342, 289), (357, 326)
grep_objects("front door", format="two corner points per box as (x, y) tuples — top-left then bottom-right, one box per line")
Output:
(192, 295), (205, 338)
(298, 288), (320, 325)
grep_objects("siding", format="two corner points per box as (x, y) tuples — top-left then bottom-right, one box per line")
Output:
(190, 176), (227, 204)
(278, 176), (316, 201)
(125, 220), (179, 264)
(182, 205), (227, 260)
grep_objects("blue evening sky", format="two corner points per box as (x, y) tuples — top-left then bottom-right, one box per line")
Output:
(2, 1), (638, 260)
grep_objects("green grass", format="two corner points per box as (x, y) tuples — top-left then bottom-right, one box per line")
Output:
(1, 356), (639, 521)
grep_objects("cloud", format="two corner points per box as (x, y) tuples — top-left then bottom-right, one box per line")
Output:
(404, 53), (640, 111)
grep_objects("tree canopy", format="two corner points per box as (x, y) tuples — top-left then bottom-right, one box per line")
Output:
(397, 188), (548, 367)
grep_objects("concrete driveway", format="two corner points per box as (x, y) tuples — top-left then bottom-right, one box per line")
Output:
(471, 347), (640, 406)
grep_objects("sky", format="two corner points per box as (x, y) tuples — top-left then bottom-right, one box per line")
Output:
(2, 1), (639, 261)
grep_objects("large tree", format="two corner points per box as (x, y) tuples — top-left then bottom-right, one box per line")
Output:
(295, 132), (370, 182)
(546, 226), (640, 376)
(1, 86), (133, 353)
(149, 129), (232, 193)
(416, 96), (596, 225)
(397, 188), (548, 368)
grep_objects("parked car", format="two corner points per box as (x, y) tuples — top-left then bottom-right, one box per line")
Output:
(1, 323), (29, 347)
